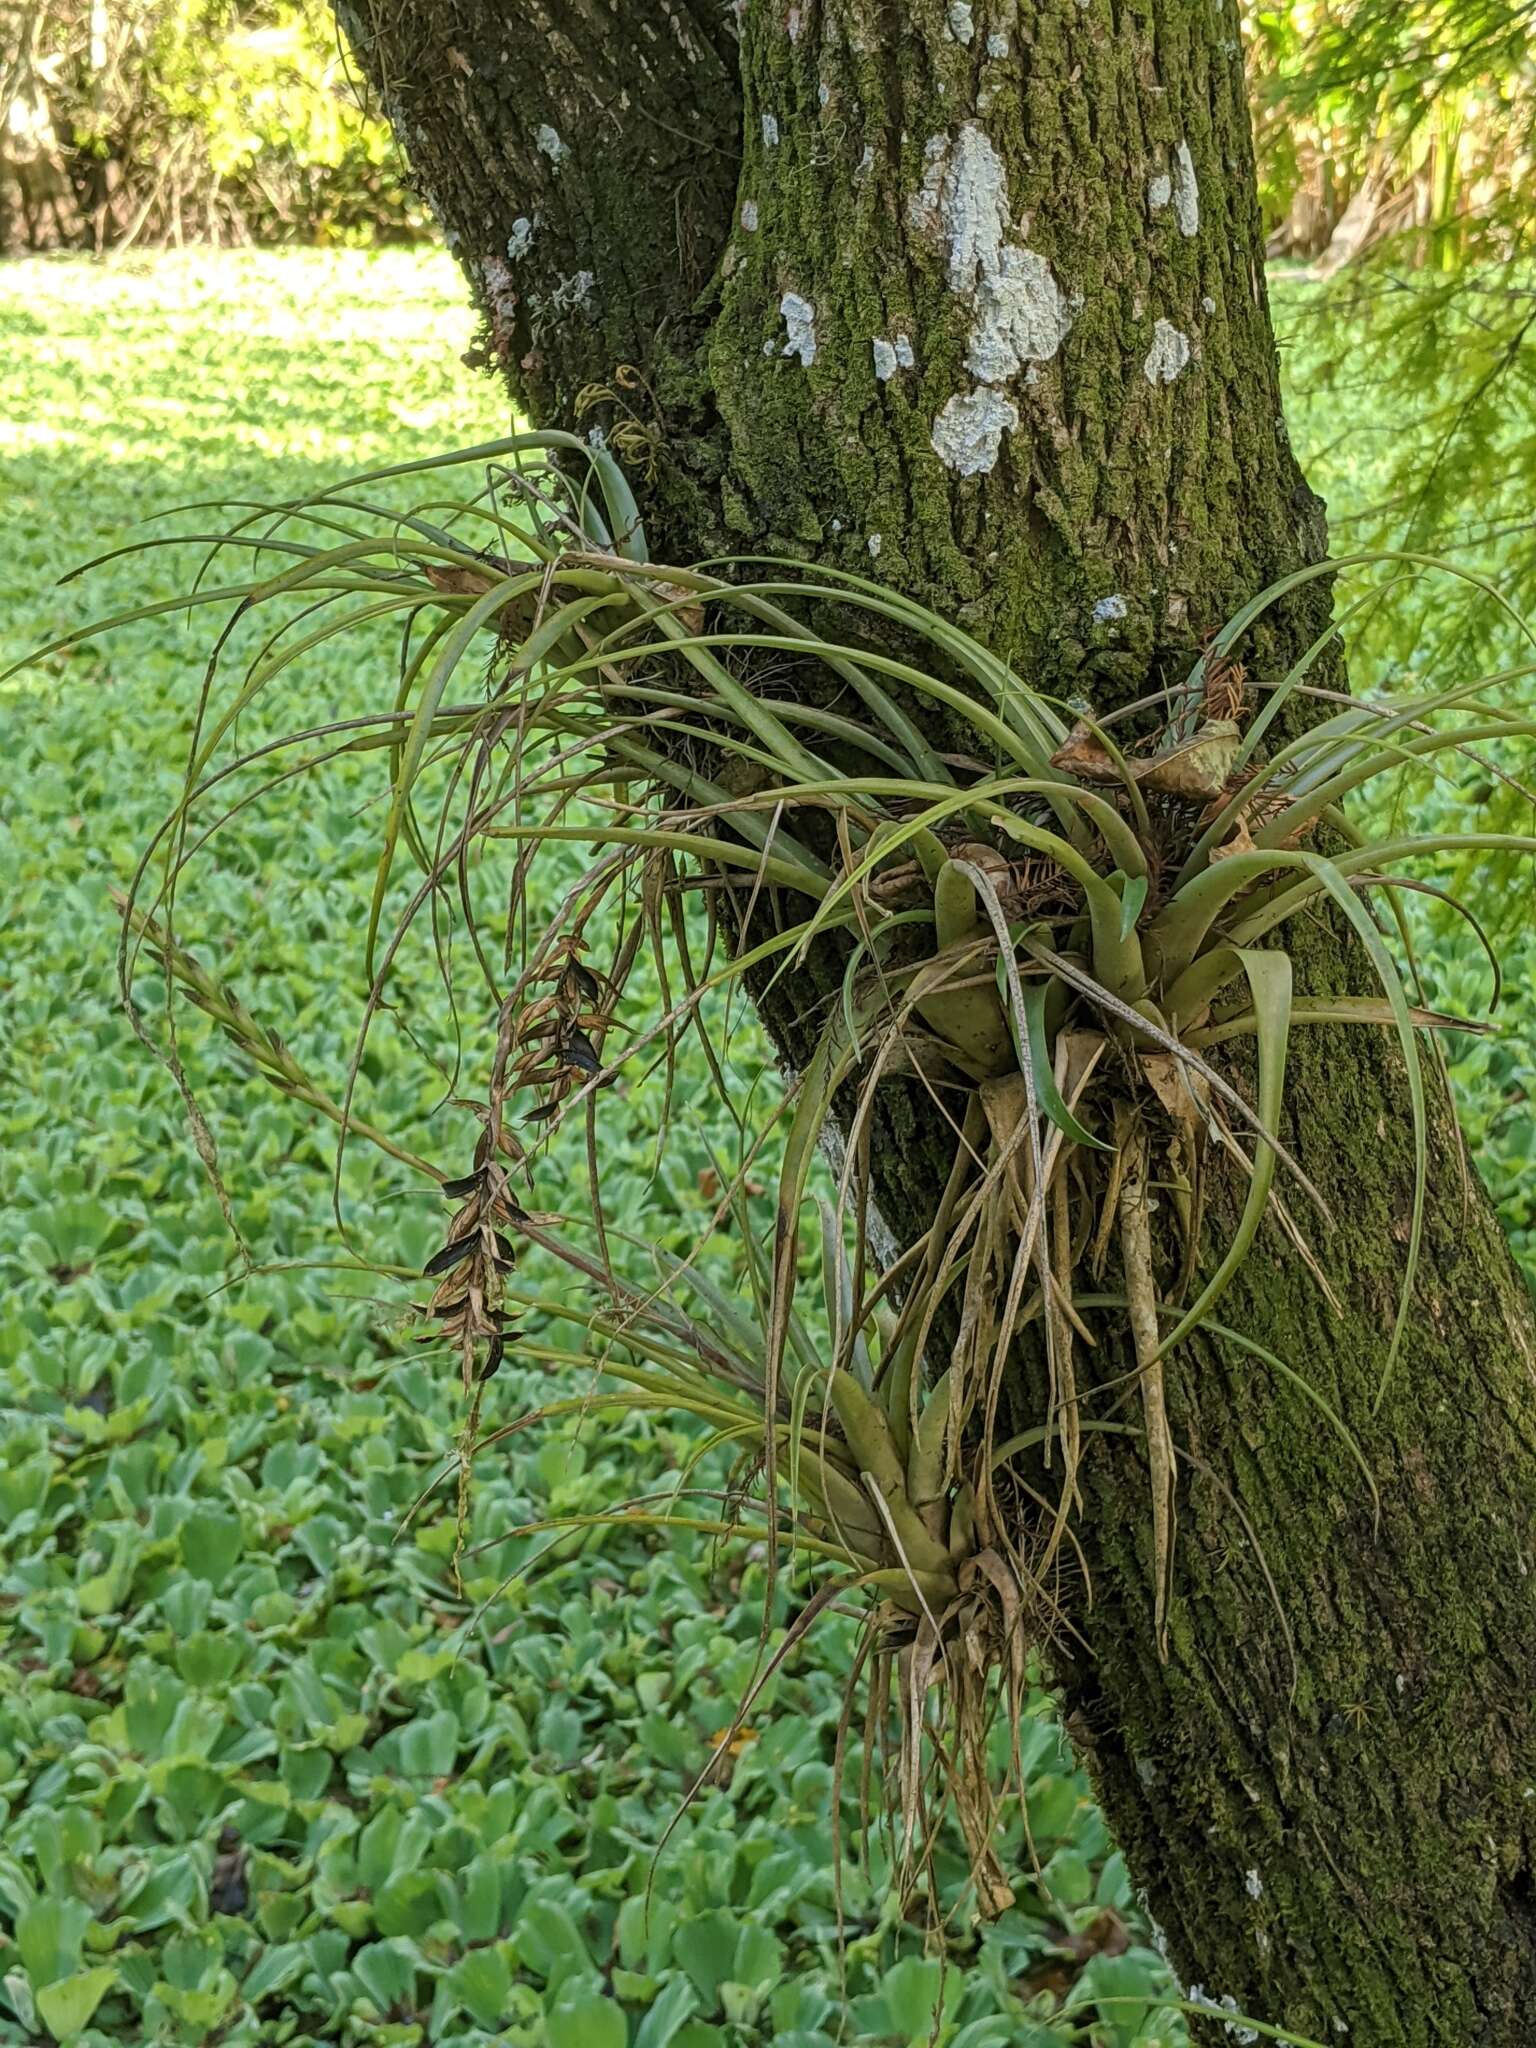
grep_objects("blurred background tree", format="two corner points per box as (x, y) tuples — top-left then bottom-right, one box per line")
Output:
(1252, 0), (1536, 669)
(7, 2), (1531, 264)
(0, 0), (422, 250)
(1254, 0), (1535, 263)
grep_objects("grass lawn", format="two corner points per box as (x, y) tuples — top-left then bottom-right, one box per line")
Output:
(0, 251), (1191, 2047)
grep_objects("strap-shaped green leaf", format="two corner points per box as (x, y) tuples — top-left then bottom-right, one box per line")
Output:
(1118, 872), (1149, 941)
(1151, 948), (1292, 1361)
(766, 1020), (859, 1579)
(1020, 980), (1110, 1151)
(363, 570), (547, 981)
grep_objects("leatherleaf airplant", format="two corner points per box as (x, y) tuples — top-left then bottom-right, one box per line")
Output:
(40, 430), (1536, 1922)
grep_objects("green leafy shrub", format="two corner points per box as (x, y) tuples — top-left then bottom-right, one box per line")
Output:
(1252, 0), (1536, 259)
(1, 1), (422, 252)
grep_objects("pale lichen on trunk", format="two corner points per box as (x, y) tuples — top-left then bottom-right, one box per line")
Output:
(339, 2), (1536, 2039)
(703, 0), (1326, 702)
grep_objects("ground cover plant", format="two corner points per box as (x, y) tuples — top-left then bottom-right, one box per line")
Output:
(5, 250), (1535, 2048)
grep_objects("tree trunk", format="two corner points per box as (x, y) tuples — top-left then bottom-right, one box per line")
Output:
(338, 2), (1536, 2038)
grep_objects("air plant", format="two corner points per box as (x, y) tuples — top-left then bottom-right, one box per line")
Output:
(35, 428), (1536, 1920)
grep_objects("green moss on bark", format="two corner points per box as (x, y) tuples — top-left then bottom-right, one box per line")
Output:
(702, 0), (1327, 706)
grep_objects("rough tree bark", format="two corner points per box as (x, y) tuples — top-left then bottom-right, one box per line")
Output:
(336, 2), (1536, 2039)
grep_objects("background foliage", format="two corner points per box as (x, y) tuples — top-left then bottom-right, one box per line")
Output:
(5, 0), (1534, 262)
(1254, 0), (1536, 672)
(0, 1), (418, 251)
(1251, 0), (1536, 259)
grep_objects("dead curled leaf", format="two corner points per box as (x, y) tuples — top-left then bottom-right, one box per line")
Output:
(1049, 719), (1123, 785)
(1050, 717), (1242, 803)
(1135, 718), (1241, 801)
(644, 579), (706, 637)
(1209, 817), (1258, 863)
(1141, 1053), (1210, 1125)
(424, 560), (537, 638)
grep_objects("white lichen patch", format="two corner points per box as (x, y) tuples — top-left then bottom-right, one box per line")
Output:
(1172, 139), (1200, 236)
(740, 199), (759, 232)
(786, 4), (801, 37)
(1092, 593), (1128, 622)
(506, 216), (535, 260)
(1186, 1991), (1257, 2047)
(986, 30), (1009, 55)
(867, 532), (883, 556)
(938, 124), (1074, 380)
(857, 143), (875, 182)
(968, 246), (1073, 380)
(779, 291), (817, 366)
(479, 254), (518, 331)
(551, 269), (594, 312)
(762, 111), (780, 147)
(947, 1), (975, 42)
(1245, 1868), (1264, 1900)
(818, 81), (831, 107)
(894, 333), (915, 367)
(535, 124), (568, 165)
(1147, 171), (1172, 211)
(941, 123), (1009, 290)
(931, 386), (1018, 476)
(1144, 318), (1191, 384)
(907, 133), (949, 233)
(1201, 293), (1216, 313)
(872, 337), (899, 381)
